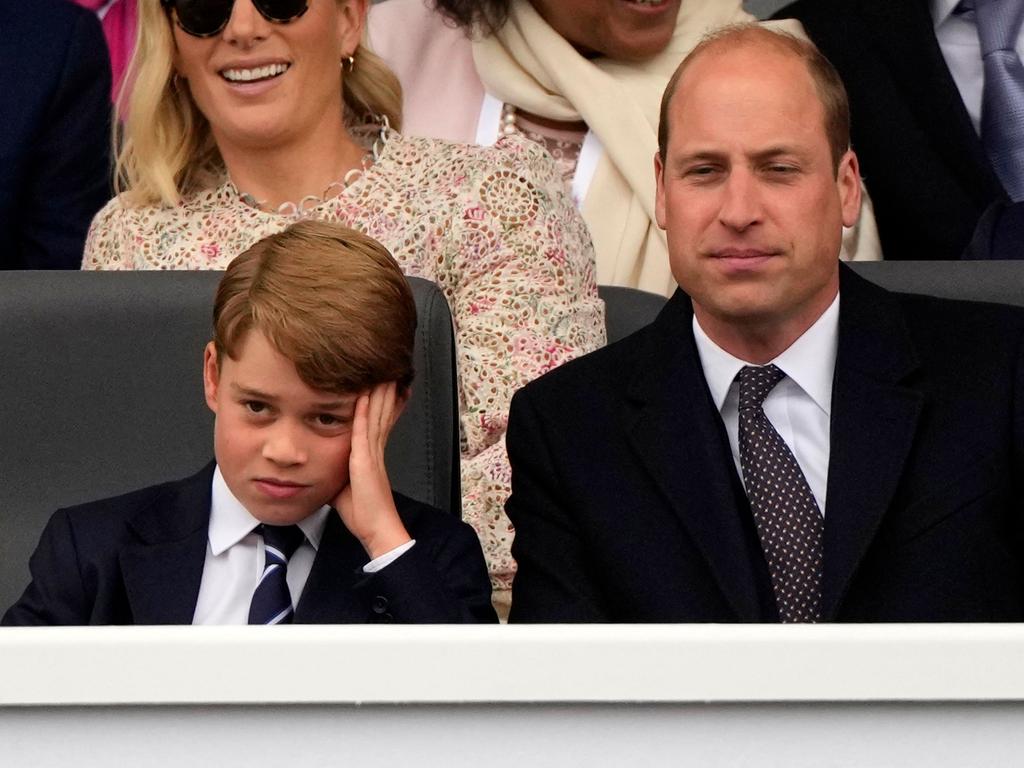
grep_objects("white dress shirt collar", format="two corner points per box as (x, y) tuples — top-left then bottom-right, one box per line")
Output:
(208, 466), (330, 556)
(932, 0), (963, 29)
(692, 293), (840, 414)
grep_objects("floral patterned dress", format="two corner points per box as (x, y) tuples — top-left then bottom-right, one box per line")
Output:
(84, 132), (607, 609)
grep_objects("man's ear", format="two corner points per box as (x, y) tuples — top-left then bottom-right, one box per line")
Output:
(837, 148), (863, 229)
(203, 341), (220, 413)
(654, 151), (668, 231)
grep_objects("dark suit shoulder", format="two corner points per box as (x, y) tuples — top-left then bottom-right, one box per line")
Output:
(52, 464), (214, 553)
(515, 290), (691, 416)
(772, 0), (841, 23)
(894, 290), (1024, 347)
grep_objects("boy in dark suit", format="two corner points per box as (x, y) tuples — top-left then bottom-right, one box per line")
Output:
(3, 221), (496, 625)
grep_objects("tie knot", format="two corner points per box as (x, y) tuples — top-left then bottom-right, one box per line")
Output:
(258, 524), (305, 564)
(737, 364), (785, 411)
(972, 0), (1024, 55)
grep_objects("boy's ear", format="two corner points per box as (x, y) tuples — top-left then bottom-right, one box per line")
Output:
(391, 384), (411, 425)
(202, 342), (220, 413)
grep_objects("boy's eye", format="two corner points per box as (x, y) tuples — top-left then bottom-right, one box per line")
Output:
(314, 413), (352, 429)
(244, 400), (268, 414)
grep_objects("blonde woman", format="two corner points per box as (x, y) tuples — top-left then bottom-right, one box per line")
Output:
(84, 0), (605, 615)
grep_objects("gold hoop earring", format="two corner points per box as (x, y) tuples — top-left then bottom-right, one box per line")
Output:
(342, 55), (355, 73)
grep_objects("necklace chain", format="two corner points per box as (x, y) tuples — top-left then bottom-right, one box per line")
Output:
(237, 116), (391, 220)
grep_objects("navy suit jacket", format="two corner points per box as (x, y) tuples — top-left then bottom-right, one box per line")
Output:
(964, 201), (1024, 260)
(773, 0), (1008, 262)
(506, 267), (1024, 622)
(3, 463), (497, 625)
(0, 0), (112, 269)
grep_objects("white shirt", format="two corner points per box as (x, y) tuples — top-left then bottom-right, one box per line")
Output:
(692, 295), (840, 516)
(932, 0), (1024, 135)
(192, 467), (415, 624)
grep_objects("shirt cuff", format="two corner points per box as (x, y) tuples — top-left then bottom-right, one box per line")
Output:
(362, 539), (416, 573)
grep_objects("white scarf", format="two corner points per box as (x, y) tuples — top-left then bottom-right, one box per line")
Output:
(473, 0), (754, 295)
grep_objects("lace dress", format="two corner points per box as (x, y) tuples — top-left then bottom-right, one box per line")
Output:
(84, 131), (607, 607)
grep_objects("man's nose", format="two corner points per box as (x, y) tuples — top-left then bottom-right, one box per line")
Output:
(717, 170), (763, 232)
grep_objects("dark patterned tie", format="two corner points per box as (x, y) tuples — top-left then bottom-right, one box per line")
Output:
(737, 365), (824, 623)
(963, 0), (1024, 200)
(248, 524), (306, 625)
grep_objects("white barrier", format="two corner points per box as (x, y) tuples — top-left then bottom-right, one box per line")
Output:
(2, 624), (1023, 766)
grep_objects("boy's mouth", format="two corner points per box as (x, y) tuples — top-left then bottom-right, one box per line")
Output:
(254, 477), (307, 500)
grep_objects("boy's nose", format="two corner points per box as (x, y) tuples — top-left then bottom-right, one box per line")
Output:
(262, 423), (307, 466)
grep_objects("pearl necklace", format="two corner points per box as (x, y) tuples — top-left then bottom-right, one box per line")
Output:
(500, 102), (521, 136)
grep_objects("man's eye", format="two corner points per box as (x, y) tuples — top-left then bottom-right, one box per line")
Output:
(244, 401), (268, 414)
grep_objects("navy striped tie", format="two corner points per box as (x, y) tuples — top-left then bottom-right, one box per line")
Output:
(248, 524), (306, 625)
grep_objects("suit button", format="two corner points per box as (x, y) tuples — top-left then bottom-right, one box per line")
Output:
(371, 596), (389, 614)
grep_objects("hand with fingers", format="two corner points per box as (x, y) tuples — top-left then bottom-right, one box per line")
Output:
(334, 381), (413, 559)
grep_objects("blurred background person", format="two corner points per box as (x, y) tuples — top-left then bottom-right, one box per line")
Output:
(73, 0), (138, 100)
(773, 0), (1024, 261)
(83, 0), (604, 616)
(1, 0), (111, 269)
(368, 0), (881, 296)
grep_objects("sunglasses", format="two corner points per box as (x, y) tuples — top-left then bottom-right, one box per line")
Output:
(161, 0), (310, 38)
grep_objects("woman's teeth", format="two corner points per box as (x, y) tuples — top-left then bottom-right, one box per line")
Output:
(221, 63), (289, 82)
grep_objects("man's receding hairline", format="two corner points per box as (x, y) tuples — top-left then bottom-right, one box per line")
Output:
(658, 24), (850, 171)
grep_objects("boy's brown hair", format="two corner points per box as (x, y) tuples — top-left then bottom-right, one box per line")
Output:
(213, 221), (416, 394)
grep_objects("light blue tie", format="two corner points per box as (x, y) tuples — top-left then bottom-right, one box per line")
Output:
(248, 524), (305, 625)
(971, 0), (1024, 200)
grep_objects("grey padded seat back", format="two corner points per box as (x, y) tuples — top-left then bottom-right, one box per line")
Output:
(598, 285), (668, 343)
(849, 261), (1024, 306)
(0, 271), (459, 613)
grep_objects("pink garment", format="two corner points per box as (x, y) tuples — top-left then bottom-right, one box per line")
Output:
(74, 0), (137, 101)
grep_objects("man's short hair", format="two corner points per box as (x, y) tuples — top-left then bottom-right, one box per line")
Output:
(213, 221), (416, 394)
(657, 23), (852, 173)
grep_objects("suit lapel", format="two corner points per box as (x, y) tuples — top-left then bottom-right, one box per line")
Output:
(821, 268), (923, 619)
(857, 0), (1001, 198)
(625, 292), (762, 622)
(120, 464), (214, 624)
(294, 512), (369, 622)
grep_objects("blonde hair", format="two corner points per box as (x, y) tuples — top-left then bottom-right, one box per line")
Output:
(214, 221), (416, 394)
(115, 0), (402, 207)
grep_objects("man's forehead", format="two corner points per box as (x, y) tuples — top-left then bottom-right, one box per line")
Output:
(667, 42), (824, 139)
(675, 39), (812, 101)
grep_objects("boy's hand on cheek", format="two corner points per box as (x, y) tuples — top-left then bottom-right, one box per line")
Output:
(334, 381), (412, 560)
